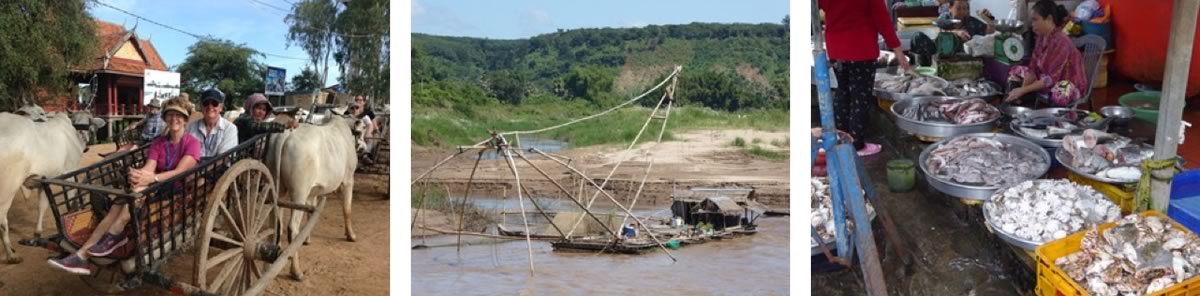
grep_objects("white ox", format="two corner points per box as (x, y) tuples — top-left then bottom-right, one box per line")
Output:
(266, 115), (358, 280)
(223, 107), (245, 122)
(0, 112), (90, 264)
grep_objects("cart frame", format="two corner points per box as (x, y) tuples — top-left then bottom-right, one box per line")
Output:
(26, 134), (325, 296)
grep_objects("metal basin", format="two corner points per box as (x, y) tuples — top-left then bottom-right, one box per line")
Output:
(982, 180), (1056, 251)
(1009, 108), (1092, 148)
(810, 211), (877, 256)
(1056, 148), (1147, 184)
(995, 19), (1026, 33)
(891, 96), (999, 138)
(918, 133), (1051, 200)
(875, 89), (914, 102)
(1100, 105), (1135, 125)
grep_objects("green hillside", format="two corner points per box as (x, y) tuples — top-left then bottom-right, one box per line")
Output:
(412, 20), (790, 147)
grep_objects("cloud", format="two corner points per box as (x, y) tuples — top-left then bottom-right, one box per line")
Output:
(412, 0), (425, 17)
(518, 8), (553, 37)
(530, 9), (551, 24)
(411, 0), (476, 34)
(625, 20), (649, 28)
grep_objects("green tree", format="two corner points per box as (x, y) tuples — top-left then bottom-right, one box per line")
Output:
(562, 66), (613, 105)
(679, 69), (746, 111)
(486, 70), (527, 104)
(334, 0), (389, 103)
(286, 0), (339, 96)
(0, 0), (97, 111)
(290, 67), (323, 92)
(175, 39), (265, 107)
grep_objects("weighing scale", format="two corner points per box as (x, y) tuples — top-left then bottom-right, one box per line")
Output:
(933, 18), (964, 57)
(994, 19), (1027, 65)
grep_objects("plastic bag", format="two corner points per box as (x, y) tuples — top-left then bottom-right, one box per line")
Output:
(963, 33), (997, 57)
(1075, 0), (1101, 22)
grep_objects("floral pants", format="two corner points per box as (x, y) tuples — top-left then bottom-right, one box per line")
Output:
(1008, 66), (1081, 107)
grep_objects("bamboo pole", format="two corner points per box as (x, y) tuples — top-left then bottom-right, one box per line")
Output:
(499, 136), (537, 275)
(621, 74), (676, 227)
(564, 90), (671, 238)
(531, 148), (678, 262)
(410, 149), (466, 185)
(513, 151), (621, 239)
(456, 149), (487, 256)
(1151, 0), (1200, 211)
(519, 184), (568, 239)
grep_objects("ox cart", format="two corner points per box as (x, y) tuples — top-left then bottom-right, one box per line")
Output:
(23, 134), (325, 295)
(357, 112), (389, 175)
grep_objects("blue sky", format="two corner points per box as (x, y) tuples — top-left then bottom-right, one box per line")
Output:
(412, 0), (789, 39)
(88, 0), (335, 85)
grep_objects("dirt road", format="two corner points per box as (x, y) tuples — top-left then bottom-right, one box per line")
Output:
(411, 129), (791, 207)
(0, 144), (390, 295)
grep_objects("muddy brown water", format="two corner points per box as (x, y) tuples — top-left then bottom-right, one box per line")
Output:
(411, 196), (789, 295)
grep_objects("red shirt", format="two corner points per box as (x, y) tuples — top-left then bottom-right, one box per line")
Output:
(819, 0), (902, 61)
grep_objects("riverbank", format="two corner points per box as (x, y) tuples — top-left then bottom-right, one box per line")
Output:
(411, 129), (791, 208)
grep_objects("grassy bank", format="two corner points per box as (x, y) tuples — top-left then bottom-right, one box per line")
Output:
(412, 101), (789, 147)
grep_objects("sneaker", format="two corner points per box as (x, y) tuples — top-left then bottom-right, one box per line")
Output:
(86, 233), (128, 257)
(857, 143), (883, 156)
(47, 254), (90, 275)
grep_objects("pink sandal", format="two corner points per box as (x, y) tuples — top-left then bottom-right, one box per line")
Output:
(857, 143), (882, 156)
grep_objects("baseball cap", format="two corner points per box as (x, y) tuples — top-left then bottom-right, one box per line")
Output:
(200, 88), (225, 105)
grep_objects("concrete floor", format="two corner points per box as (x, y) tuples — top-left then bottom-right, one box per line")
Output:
(811, 110), (1035, 296)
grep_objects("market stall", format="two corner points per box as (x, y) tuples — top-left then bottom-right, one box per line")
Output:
(814, 0), (1200, 294)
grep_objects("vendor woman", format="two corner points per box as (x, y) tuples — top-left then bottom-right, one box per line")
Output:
(941, 0), (995, 40)
(819, 0), (913, 156)
(1005, 0), (1088, 107)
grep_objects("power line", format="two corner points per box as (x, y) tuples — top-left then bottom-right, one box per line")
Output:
(92, 0), (207, 40)
(247, 0), (290, 13)
(91, 0), (310, 61)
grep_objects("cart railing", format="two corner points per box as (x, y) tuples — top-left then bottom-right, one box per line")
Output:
(40, 134), (270, 273)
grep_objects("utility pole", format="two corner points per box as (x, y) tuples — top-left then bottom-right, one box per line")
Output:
(1151, 0), (1200, 210)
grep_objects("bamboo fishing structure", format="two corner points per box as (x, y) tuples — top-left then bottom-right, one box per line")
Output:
(410, 66), (685, 275)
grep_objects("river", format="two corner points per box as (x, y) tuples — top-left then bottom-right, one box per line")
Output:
(411, 196), (790, 295)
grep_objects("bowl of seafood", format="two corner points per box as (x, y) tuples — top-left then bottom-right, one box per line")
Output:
(983, 180), (1121, 250)
(1010, 108), (1102, 148)
(810, 177), (876, 256)
(919, 133), (1051, 200)
(892, 96), (1001, 139)
(1049, 212), (1200, 296)
(1056, 130), (1155, 184)
(947, 79), (1003, 101)
(874, 72), (951, 102)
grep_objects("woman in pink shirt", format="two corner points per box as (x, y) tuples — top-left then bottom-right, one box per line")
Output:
(49, 96), (202, 275)
(1005, 0), (1089, 107)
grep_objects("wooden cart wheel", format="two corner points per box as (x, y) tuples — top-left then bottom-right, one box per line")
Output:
(195, 159), (281, 295)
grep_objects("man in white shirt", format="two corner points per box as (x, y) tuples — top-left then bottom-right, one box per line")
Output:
(187, 88), (239, 158)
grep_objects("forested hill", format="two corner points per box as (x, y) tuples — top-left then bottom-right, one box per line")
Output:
(412, 20), (790, 111)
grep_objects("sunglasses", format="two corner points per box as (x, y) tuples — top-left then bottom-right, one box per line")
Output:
(202, 100), (221, 107)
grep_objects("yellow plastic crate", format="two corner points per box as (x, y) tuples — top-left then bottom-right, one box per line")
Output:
(1066, 171), (1136, 215)
(878, 97), (895, 112)
(1035, 211), (1200, 296)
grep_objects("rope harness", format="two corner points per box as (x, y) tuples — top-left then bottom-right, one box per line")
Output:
(1136, 158), (1182, 212)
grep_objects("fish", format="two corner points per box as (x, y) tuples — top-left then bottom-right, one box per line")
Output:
(811, 177), (875, 245)
(876, 73), (951, 95)
(1063, 130), (1155, 177)
(901, 98), (1000, 125)
(925, 136), (1047, 187)
(947, 79), (1002, 97)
